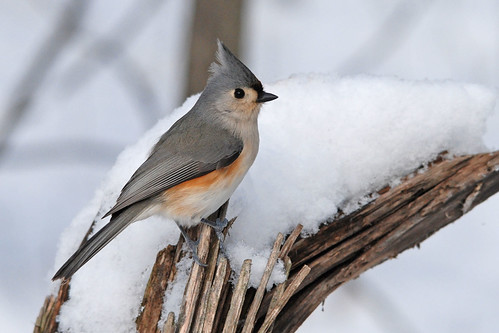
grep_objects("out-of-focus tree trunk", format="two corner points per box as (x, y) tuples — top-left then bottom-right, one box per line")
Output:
(185, 0), (244, 98)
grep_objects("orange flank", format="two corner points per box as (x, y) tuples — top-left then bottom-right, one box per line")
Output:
(162, 149), (248, 219)
(174, 155), (243, 190)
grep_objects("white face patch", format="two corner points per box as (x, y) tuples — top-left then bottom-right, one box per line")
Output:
(216, 88), (260, 123)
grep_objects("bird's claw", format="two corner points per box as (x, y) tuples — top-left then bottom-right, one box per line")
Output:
(191, 251), (208, 267)
(176, 218), (230, 266)
(215, 217), (229, 230)
(175, 222), (207, 267)
(201, 217), (229, 257)
(201, 217), (229, 233)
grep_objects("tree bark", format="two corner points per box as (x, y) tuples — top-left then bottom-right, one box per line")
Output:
(266, 151), (499, 332)
(34, 151), (499, 332)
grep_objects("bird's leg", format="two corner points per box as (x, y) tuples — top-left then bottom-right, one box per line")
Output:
(175, 222), (207, 267)
(201, 217), (229, 231)
(201, 218), (229, 257)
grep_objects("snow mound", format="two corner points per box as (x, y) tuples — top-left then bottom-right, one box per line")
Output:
(54, 74), (496, 332)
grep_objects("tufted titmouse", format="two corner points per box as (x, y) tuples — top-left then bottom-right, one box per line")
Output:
(52, 41), (277, 280)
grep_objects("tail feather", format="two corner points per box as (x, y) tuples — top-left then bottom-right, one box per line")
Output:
(52, 205), (144, 280)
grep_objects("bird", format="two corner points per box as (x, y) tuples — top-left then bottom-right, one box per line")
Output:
(52, 41), (278, 280)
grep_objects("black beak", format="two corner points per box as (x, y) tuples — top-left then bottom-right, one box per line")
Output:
(256, 91), (278, 103)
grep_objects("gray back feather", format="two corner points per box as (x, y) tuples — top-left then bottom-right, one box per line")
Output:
(54, 41), (260, 280)
(104, 41), (253, 218)
(104, 109), (243, 217)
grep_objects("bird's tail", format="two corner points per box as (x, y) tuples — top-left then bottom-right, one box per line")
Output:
(52, 204), (146, 281)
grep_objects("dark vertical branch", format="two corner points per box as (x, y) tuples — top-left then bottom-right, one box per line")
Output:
(185, 0), (243, 97)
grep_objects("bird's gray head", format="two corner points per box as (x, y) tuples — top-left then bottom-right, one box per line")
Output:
(197, 41), (277, 123)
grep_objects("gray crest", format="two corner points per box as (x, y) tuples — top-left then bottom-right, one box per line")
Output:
(208, 40), (263, 92)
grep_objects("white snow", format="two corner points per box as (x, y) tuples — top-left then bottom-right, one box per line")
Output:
(2, 3), (499, 332)
(158, 256), (191, 329)
(52, 73), (495, 332)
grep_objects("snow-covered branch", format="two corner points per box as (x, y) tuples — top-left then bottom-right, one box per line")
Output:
(35, 150), (499, 332)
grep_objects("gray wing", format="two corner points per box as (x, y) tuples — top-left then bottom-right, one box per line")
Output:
(103, 112), (243, 217)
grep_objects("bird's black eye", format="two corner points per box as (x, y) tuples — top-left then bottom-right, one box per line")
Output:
(234, 88), (245, 99)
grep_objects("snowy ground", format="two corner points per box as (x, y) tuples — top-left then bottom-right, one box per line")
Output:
(1, 1), (498, 332)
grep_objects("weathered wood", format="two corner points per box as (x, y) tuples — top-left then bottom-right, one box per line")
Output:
(211, 257), (234, 333)
(223, 259), (252, 333)
(266, 256), (292, 333)
(33, 283), (69, 333)
(279, 224), (303, 260)
(258, 265), (311, 333)
(177, 224), (212, 333)
(162, 312), (175, 333)
(192, 205), (232, 332)
(191, 229), (223, 332)
(202, 257), (229, 332)
(242, 233), (284, 333)
(35, 151), (499, 333)
(267, 151), (499, 332)
(135, 245), (176, 332)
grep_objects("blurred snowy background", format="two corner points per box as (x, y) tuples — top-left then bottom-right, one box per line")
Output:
(1, 0), (498, 332)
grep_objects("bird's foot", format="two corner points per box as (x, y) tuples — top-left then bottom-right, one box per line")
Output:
(201, 218), (229, 257)
(175, 222), (207, 267)
(184, 236), (207, 267)
(201, 217), (229, 232)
